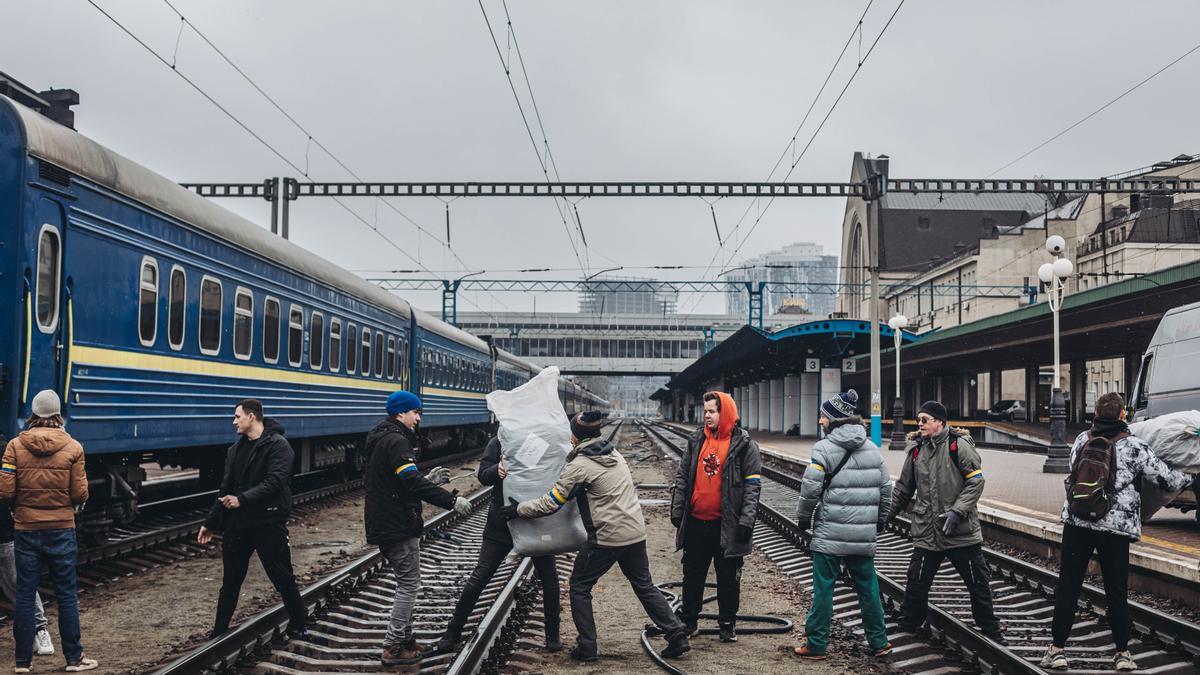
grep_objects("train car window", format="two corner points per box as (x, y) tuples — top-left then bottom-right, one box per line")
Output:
(199, 277), (222, 355)
(263, 297), (281, 364)
(395, 337), (405, 385)
(400, 338), (409, 388)
(233, 288), (253, 360)
(138, 258), (159, 347)
(373, 331), (384, 377)
(329, 319), (342, 372)
(168, 266), (186, 350)
(288, 305), (304, 367)
(361, 328), (372, 377)
(440, 352), (447, 386)
(386, 336), (396, 380)
(346, 323), (358, 374)
(35, 226), (61, 332)
(309, 312), (324, 369)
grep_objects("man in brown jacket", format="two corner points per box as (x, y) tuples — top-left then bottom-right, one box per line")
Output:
(0, 390), (96, 672)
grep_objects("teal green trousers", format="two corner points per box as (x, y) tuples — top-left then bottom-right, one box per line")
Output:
(804, 551), (889, 653)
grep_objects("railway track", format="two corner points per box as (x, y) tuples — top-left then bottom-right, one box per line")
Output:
(151, 421), (623, 674)
(638, 420), (1200, 674)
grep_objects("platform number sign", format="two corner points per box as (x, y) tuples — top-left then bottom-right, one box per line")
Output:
(805, 358), (820, 372)
(842, 359), (856, 373)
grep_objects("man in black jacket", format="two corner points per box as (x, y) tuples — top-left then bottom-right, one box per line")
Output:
(198, 399), (307, 640)
(432, 435), (561, 655)
(365, 391), (472, 667)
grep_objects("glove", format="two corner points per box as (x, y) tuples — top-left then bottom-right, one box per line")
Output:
(453, 496), (472, 515)
(427, 466), (451, 485)
(670, 515), (682, 529)
(941, 511), (962, 535)
(736, 524), (753, 543)
(876, 520), (888, 534)
(499, 497), (521, 521)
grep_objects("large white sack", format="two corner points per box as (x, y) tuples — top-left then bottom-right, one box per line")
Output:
(486, 366), (588, 556)
(1129, 410), (1200, 520)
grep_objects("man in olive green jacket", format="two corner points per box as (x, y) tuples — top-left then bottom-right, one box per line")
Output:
(890, 401), (1005, 645)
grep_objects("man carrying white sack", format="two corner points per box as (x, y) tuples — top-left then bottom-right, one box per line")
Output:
(502, 411), (692, 663)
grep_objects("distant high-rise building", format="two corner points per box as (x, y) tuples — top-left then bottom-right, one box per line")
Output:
(579, 276), (678, 315)
(724, 242), (838, 319)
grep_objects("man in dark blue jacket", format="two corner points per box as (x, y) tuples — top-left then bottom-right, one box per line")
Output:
(199, 399), (307, 641)
(365, 391), (471, 667)
(432, 435), (561, 654)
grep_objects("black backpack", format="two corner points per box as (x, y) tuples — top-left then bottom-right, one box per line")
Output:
(1066, 431), (1128, 521)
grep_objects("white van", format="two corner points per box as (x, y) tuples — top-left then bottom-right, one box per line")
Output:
(1130, 300), (1200, 514)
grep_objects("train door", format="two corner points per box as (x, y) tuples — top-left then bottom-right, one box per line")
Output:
(21, 196), (69, 417)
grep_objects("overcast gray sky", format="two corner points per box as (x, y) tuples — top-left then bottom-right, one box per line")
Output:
(6, 1), (1200, 316)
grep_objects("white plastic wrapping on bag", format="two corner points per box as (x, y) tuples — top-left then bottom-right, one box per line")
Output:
(1129, 410), (1200, 520)
(486, 366), (588, 556)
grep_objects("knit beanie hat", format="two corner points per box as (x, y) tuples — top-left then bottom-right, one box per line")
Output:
(820, 389), (858, 420)
(918, 400), (948, 423)
(386, 390), (423, 416)
(570, 410), (608, 441)
(31, 390), (61, 417)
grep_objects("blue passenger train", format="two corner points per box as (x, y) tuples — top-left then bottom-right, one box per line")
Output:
(0, 94), (606, 538)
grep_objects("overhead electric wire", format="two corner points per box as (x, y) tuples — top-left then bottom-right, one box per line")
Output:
(86, 0), (513, 320)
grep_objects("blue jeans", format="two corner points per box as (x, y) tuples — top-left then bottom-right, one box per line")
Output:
(14, 529), (83, 665)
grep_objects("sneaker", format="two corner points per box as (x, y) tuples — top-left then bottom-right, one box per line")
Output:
(793, 645), (827, 661)
(431, 636), (458, 655)
(569, 646), (599, 662)
(1040, 647), (1069, 670)
(873, 643), (893, 657)
(661, 632), (691, 659)
(380, 644), (423, 667)
(34, 629), (54, 656)
(65, 657), (99, 672)
(285, 627), (310, 642)
(718, 623), (737, 643)
(1114, 651), (1138, 671)
(14, 666), (30, 674)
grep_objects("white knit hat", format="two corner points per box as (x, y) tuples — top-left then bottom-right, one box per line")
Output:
(31, 390), (61, 417)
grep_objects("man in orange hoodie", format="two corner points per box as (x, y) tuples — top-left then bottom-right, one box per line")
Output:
(669, 391), (762, 642)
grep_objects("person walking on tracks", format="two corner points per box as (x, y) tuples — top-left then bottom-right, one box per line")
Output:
(669, 391), (762, 642)
(199, 399), (308, 642)
(364, 390), (472, 667)
(1040, 393), (1192, 672)
(793, 390), (893, 660)
(503, 411), (692, 662)
(432, 432), (562, 655)
(890, 400), (1006, 645)
(0, 390), (96, 672)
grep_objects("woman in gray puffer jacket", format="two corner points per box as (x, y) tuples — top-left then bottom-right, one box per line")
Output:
(793, 390), (892, 660)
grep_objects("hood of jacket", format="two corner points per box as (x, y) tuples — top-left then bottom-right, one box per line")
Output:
(262, 417), (286, 437)
(703, 391), (739, 441)
(827, 421), (867, 450)
(17, 427), (74, 457)
(570, 438), (618, 466)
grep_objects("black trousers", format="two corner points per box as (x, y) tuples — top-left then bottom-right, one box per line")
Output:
(570, 540), (684, 655)
(679, 517), (743, 626)
(445, 537), (560, 639)
(898, 543), (1000, 635)
(1051, 523), (1131, 650)
(213, 522), (308, 633)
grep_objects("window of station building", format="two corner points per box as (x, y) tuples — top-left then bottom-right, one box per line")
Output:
(168, 266), (186, 350)
(361, 328), (372, 377)
(35, 226), (62, 332)
(386, 336), (396, 380)
(329, 319), (342, 372)
(233, 288), (253, 360)
(309, 312), (324, 369)
(199, 276), (222, 355)
(263, 297), (281, 363)
(138, 258), (159, 347)
(346, 323), (358, 374)
(288, 305), (304, 367)
(373, 331), (384, 377)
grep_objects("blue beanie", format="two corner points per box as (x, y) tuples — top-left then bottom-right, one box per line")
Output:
(387, 390), (423, 416)
(821, 389), (859, 420)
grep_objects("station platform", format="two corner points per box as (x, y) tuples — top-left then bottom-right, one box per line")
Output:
(659, 421), (1200, 594)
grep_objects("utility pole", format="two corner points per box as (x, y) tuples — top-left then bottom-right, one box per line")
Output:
(865, 170), (886, 445)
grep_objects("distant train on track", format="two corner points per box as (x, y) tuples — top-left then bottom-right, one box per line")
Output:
(0, 93), (607, 540)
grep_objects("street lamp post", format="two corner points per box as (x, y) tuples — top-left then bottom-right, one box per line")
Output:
(1039, 235), (1074, 473)
(887, 314), (909, 450)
